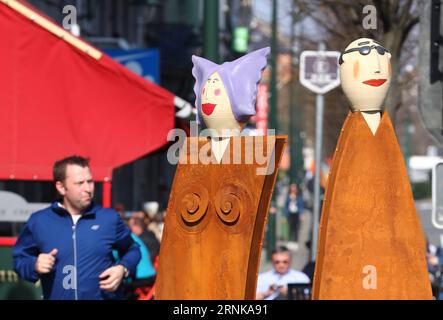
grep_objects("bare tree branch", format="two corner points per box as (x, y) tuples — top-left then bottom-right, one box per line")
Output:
(390, 0), (400, 21)
(399, 0), (414, 28)
(297, 2), (349, 40)
(400, 15), (419, 47)
(373, 0), (391, 32)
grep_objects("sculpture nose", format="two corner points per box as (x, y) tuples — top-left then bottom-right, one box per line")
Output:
(373, 51), (381, 74)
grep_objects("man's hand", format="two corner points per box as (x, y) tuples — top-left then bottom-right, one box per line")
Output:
(35, 248), (58, 274)
(99, 265), (126, 292)
(278, 285), (288, 297)
(256, 284), (279, 300)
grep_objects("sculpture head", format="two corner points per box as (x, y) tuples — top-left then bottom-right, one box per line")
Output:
(339, 38), (391, 112)
(192, 47), (270, 136)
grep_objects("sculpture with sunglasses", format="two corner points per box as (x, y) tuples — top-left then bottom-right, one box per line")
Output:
(312, 38), (432, 299)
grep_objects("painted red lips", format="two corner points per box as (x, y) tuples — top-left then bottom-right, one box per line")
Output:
(363, 79), (387, 87)
(202, 103), (217, 115)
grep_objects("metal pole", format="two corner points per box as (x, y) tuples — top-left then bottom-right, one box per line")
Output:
(403, 114), (412, 173)
(203, 0), (219, 63)
(289, 2), (297, 185)
(186, 0), (200, 31)
(289, 2), (304, 186)
(268, 0), (278, 135)
(311, 93), (324, 262)
(311, 42), (326, 262)
(102, 179), (112, 208)
(266, 0), (278, 261)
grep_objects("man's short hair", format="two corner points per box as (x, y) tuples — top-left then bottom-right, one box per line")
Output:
(271, 245), (291, 256)
(53, 155), (90, 182)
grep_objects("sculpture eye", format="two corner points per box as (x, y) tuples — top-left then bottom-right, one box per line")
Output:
(360, 47), (371, 55)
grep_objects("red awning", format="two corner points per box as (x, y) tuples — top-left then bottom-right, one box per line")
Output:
(0, 1), (175, 181)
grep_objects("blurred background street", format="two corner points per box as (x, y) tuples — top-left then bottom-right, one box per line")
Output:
(0, 0), (442, 300)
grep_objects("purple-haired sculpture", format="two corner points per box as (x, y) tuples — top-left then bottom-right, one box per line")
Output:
(192, 47), (270, 128)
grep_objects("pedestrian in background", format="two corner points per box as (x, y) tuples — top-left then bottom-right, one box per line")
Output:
(284, 183), (304, 248)
(142, 201), (164, 242)
(129, 214), (160, 264)
(256, 246), (310, 300)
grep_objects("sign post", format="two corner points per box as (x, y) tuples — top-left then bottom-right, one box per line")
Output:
(300, 44), (340, 261)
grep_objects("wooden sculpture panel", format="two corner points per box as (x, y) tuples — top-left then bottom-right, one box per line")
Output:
(156, 135), (287, 299)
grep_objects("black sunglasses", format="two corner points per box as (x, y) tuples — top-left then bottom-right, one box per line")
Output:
(339, 45), (389, 65)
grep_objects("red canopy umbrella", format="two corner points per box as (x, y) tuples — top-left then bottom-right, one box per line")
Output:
(0, 1), (175, 206)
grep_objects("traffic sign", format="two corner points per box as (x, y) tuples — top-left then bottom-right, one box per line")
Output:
(299, 50), (341, 95)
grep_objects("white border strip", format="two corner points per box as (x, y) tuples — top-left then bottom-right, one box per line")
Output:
(432, 161), (443, 229)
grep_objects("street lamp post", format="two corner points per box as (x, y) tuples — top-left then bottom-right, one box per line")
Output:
(289, 2), (304, 187)
(203, 0), (219, 63)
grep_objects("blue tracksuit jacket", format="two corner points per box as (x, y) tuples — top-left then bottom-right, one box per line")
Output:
(13, 201), (141, 300)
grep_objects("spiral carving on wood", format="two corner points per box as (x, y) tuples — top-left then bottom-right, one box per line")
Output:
(175, 185), (209, 230)
(214, 186), (241, 225)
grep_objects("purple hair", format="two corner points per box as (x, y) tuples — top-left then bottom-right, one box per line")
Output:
(192, 47), (270, 126)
